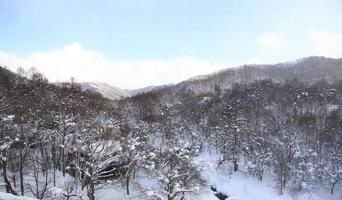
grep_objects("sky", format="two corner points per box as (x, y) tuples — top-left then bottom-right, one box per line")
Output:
(0, 0), (342, 89)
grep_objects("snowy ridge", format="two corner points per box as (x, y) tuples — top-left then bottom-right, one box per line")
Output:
(168, 56), (342, 95)
(80, 82), (167, 100)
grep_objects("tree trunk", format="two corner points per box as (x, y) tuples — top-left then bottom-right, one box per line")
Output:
(233, 160), (238, 172)
(126, 173), (130, 195)
(259, 168), (263, 181)
(19, 154), (24, 195)
(87, 182), (95, 200)
(51, 136), (57, 187)
(331, 181), (337, 195)
(19, 124), (25, 195)
(279, 164), (284, 195)
(12, 174), (16, 188)
(62, 126), (66, 177)
(2, 151), (18, 195)
(53, 165), (56, 187)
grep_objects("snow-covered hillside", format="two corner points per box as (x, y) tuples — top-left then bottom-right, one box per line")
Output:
(80, 82), (131, 100)
(163, 56), (342, 95)
(80, 82), (166, 100)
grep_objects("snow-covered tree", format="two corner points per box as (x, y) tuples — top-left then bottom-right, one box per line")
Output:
(148, 147), (204, 200)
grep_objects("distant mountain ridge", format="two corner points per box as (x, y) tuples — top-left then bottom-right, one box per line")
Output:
(52, 56), (342, 100)
(80, 82), (131, 100)
(79, 56), (342, 100)
(158, 56), (342, 96)
(79, 82), (169, 100)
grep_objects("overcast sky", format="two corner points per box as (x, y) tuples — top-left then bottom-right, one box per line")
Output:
(1, 0), (342, 89)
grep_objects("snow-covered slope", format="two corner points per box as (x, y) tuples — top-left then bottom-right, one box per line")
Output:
(80, 82), (131, 100)
(157, 56), (342, 95)
(62, 57), (342, 100)
(130, 85), (170, 96)
(194, 151), (342, 200)
(80, 82), (168, 100)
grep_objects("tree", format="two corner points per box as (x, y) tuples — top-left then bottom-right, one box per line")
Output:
(77, 135), (123, 200)
(149, 147), (204, 200)
(120, 132), (152, 195)
(0, 115), (18, 195)
(328, 170), (342, 195)
(16, 67), (26, 77)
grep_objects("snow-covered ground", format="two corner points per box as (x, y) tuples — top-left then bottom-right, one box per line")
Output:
(195, 151), (342, 200)
(1, 151), (341, 200)
(94, 151), (342, 200)
(0, 192), (37, 200)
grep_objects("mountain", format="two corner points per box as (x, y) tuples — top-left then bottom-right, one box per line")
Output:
(152, 56), (342, 97)
(80, 82), (131, 100)
(0, 66), (109, 117)
(80, 82), (169, 100)
(130, 84), (170, 96)
(83, 57), (342, 101)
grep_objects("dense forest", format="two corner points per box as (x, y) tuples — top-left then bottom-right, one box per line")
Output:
(0, 57), (341, 199)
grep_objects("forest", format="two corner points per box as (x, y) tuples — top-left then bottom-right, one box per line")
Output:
(0, 62), (341, 200)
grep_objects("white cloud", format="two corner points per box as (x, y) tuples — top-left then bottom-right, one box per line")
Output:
(0, 43), (228, 89)
(258, 33), (285, 49)
(245, 57), (261, 64)
(308, 31), (342, 58)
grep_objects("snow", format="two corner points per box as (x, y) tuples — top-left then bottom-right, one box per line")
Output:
(327, 104), (339, 113)
(0, 192), (37, 200)
(1, 150), (341, 200)
(2, 115), (15, 122)
(194, 151), (342, 200)
(80, 82), (131, 100)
